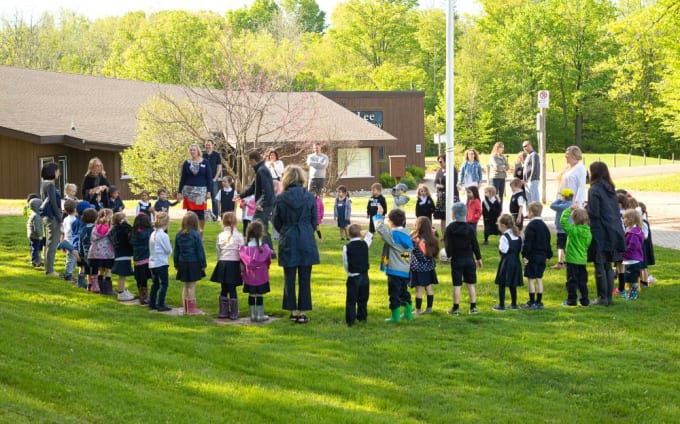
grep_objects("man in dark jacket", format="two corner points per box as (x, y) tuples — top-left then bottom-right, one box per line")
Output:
(239, 151), (275, 250)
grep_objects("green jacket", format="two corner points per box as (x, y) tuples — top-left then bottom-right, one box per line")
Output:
(560, 209), (592, 265)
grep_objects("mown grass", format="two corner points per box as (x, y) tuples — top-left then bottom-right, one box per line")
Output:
(610, 173), (680, 193)
(425, 153), (677, 174)
(1, 214), (679, 423)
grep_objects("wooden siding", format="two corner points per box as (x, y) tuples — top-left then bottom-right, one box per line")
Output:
(0, 135), (125, 199)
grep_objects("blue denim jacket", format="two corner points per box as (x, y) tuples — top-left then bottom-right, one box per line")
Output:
(173, 230), (206, 269)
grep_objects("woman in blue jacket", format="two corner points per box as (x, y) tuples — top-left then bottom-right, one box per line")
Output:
(458, 148), (483, 193)
(273, 165), (320, 324)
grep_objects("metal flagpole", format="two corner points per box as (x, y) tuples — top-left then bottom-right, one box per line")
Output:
(445, 0), (455, 225)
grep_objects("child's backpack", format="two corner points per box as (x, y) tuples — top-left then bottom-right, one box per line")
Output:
(239, 244), (273, 286)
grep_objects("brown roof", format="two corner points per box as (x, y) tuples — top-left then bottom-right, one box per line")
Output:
(0, 66), (396, 149)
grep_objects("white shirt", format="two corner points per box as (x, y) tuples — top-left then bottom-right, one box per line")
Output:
(559, 162), (587, 206)
(499, 229), (520, 254)
(307, 153), (329, 179)
(62, 214), (77, 242)
(149, 229), (172, 268)
(215, 227), (244, 261)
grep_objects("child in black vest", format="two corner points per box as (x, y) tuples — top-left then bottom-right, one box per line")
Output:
(343, 223), (373, 326)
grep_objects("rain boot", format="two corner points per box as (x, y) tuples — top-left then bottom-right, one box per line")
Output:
(218, 296), (229, 319)
(249, 305), (257, 322)
(403, 303), (414, 321)
(186, 299), (203, 315)
(77, 273), (87, 289)
(229, 298), (239, 320)
(385, 308), (401, 323)
(256, 305), (269, 322)
(89, 275), (100, 293)
(100, 276), (115, 296)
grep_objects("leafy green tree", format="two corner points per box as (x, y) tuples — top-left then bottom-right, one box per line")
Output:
(227, 0), (280, 34)
(329, 0), (418, 69)
(281, 0), (326, 33)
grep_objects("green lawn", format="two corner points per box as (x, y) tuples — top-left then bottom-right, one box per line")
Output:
(611, 173), (680, 193)
(1, 215), (679, 423)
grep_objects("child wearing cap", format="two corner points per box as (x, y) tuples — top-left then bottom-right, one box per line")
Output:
(550, 188), (574, 269)
(392, 183), (410, 211)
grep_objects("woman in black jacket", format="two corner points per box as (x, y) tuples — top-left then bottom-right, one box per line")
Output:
(273, 165), (320, 324)
(81, 157), (111, 210)
(587, 161), (625, 306)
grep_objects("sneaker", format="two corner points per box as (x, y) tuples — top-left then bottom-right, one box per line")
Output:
(613, 288), (621, 294)
(647, 275), (656, 285)
(591, 297), (607, 306)
(492, 304), (505, 312)
(156, 305), (172, 312)
(562, 301), (577, 308)
(550, 262), (566, 270)
(469, 307), (478, 314)
(447, 308), (459, 316)
(117, 289), (135, 301)
(508, 304), (519, 311)
(619, 290), (628, 298)
(422, 307), (433, 314)
(532, 302), (544, 310)
(520, 301), (535, 309)
(413, 308), (422, 316)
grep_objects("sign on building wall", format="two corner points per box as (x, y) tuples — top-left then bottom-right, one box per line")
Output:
(354, 111), (384, 128)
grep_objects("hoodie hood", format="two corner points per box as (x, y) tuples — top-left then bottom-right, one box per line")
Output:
(29, 198), (42, 213)
(280, 184), (309, 210)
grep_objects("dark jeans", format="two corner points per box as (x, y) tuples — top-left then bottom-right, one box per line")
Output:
(346, 273), (369, 325)
(566, 263), (589, 306)
(149, 265), (169, 307)
(309, 178), (325, 194)
(492, 177), (506, 207)
(253, 205), (274, 252)
(387, 275), (411, 310)
(283, 266), (312, 311)
(29, 238), (43, 265)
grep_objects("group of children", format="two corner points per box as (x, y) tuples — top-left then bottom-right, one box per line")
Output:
(26, 176), (656, 326)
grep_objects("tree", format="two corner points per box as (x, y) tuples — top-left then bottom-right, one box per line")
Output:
(227, 0), (280, 34)
(329, 0), (418, 69)
(281, 0), (326, 33)
(121, 95), (205, 194)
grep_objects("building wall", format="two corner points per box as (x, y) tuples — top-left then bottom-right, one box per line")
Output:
(320, 91), (425, 179)
(0, 135), (125, 199)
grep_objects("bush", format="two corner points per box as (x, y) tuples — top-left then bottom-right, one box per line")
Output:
(406, 165), (425, 182)
(400, 176), (417, 189)
(379, 172), (395, 189)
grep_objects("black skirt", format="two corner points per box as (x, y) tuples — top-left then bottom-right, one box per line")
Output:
(433, 191), (446, 220)
(89, 258), (114, 269)
(176, 261), (206, 282)
(112, 259), (134, 276)
(243, 282), (271, 295)
(210, 260), (243, 286)
(409, 269), (439, 288)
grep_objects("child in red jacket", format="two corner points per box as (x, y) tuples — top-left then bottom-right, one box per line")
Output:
(466, 186), (482, 236)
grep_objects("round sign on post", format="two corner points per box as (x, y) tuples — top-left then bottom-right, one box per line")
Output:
(537, 90), (549, 108)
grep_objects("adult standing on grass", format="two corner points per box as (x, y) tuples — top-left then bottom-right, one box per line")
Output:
(273, 165), (319, 324)
(307, 142), (329, 194)
(177, 143), (212, 236)
(557, 145), (588, 207)
(587, 161), (625, 306)
(458, 148), (483, 194)
(40, 162), (63, 277)
(433, 154), (458, 233)
(488, 142), (509, 207)
(81, 157), (110, 210)
(522, 140), (540, 204)
(203, 140), (222, 221)
(238, 151), (275, 251)
(265, 150), (285, 195)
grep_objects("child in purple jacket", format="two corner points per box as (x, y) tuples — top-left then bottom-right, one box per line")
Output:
(240, 220), (274, 322)
(621, 209), (645, 300)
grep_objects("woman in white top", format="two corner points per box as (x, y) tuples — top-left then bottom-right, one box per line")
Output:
(265, 150), (285, 194)
(557, 145), (588, 206)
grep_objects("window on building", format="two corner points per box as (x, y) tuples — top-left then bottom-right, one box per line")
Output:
(39, 155), (67, 193)
(337, 148), (372, 178)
